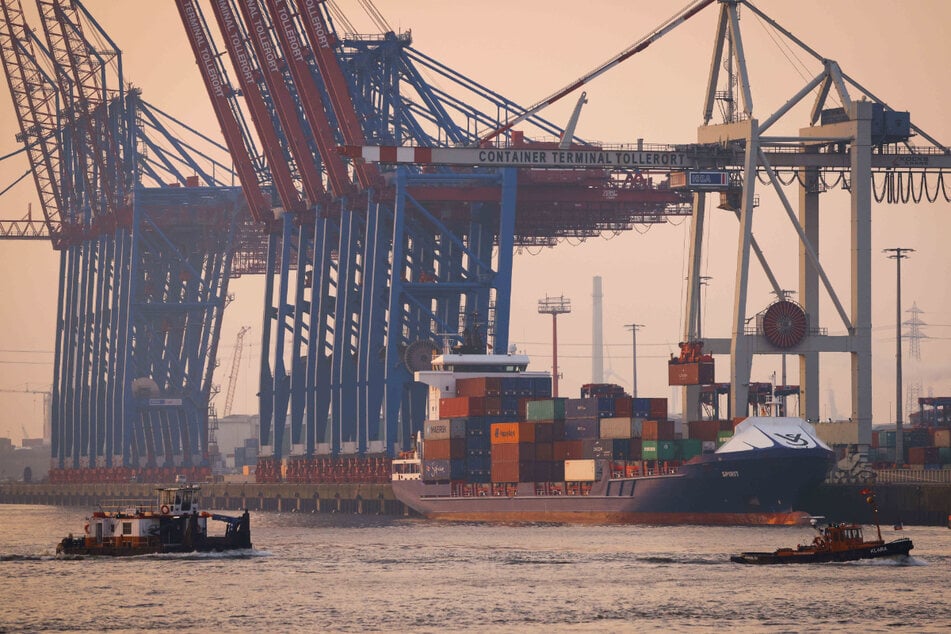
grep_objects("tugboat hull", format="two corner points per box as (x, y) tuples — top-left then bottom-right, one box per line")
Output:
(731, 537), (914, 564)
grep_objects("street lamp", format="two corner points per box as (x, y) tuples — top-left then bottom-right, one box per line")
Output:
(624, 323), (643, 398)
(883, 247), (913, 466)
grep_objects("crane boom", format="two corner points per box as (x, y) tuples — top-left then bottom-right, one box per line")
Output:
(223, 326), (250, 418)
(479, 0), (715, 145)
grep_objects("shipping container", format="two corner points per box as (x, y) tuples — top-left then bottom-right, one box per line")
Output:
(439, 396), (486, 418)
(553, 440), (585, 461)
(491, 460), (536, 483)
(501, 395), (521, 417)
(566, 398), (599, 419)
(642, 419), (675, 441)
(908, 446), (939, 464)
(581, 439), (611, 459)
(455, 376), (501, 397)
(462, 417), (488, 436)
(466, 469), (491, 483)
(629, 438), (643, 460)
(534, 442), (554, 462)
(490, 421), (537, 444)
(550, 460), (565, 482)
(717, 430), (734, 443)
(597, 396), (617, 418)
(466, 454), (490, 471)
(632, 397), (651, 418)
(422, 459), (466, 482)
(681, 438), (703, 460)
(599, 417), (633, 439)
(564, 459), (598, 482)
(687, 420), (720, 442)
(611, 438), (632, 460)
(614, 396), (633, 417)
(649, 398), (668, 420)
(631, 418), (645, 437)
(465, 434), (490, 455)
(526, 398), (567, 421)
(668, 360), (715, 385)
(533, 377), (553, 398)
(642, 440), (680, 461)
(939, 447), (951, 464)
(424, 438), (467, 461)
(501, 376), (535, 396)
(424, 418), (466, 440)
(492, 442), (535, 463)
(564, 417), (599, 440)
(484, 396), (503, 417)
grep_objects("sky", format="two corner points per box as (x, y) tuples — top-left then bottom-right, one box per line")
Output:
(1, 0), (950, 444)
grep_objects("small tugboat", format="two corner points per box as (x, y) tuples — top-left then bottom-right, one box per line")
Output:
(731, 489), (913, 564)
(56, 484), (251, 556)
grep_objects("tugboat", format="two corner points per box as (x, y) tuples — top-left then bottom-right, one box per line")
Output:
(730, 489), (914, 564)
(56, 485), (251, 556)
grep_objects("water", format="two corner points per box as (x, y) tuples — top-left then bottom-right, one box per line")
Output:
(1, 504), (949, 633)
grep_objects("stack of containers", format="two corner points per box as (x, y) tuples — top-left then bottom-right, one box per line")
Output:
(642, 419), (677, 461)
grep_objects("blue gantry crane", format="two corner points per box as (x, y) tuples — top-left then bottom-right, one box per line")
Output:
(0, 0), (255, 481)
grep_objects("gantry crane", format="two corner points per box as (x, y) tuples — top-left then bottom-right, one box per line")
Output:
(222, 326), (251, 418)
(0, 0), (250, 481)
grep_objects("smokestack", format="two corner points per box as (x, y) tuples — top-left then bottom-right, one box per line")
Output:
(592, 276), (603, 383)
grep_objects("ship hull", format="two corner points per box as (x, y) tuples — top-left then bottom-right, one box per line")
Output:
(731, 537), (914, 564)
(393, 447), (833, 526)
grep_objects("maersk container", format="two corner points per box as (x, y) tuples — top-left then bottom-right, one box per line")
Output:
(527, 398), (567, 421)
(564, 459), (598, 482)
(599, 417), (633, 439)
(422, 459), (465, 482)
(425, 418), (466, 440)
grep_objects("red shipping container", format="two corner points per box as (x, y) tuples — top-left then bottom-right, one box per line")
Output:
(490, 421), (537, 444)
(534, 442), (553, 462)
(642, 419), (675, 441)
(649, 398), (668, 420)
(492, 442), (534, 463)
(455, 377), (501, 398)
(485, 396), (503, 416)
(553, 440), (585, 461)
(424, 438), (466, 461)
(629, 438), (643, 460)
(687, 420), (720, 442)
(439, 396), (486, 418)
(614, 397), (633, 417)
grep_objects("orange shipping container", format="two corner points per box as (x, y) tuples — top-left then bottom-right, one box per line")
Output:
(553, 439), (585, 461)
(490, 421), (536, 444)
(687, 420), (720, 442)
(642, 419), (675, 441)
(424, 438), (467, 461)
(439, 396), (486, 418)
(455, 377), (501, 397)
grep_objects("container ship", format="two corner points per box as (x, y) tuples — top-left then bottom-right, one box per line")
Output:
(391, 350), (835, 525)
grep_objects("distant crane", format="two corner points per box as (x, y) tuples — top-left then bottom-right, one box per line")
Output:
(223, 327), (251, 418)
(0, 386), (51, 441)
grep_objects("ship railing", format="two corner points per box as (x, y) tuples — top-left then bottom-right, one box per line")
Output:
(874, 468), (951, 484)
(96, 498), (156, 515)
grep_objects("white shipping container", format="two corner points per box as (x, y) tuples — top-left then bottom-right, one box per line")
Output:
(564, 458), (597, 482)
(599, 417), (633, 439)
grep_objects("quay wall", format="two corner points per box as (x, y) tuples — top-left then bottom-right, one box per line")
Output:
(1, 481), (949, 525)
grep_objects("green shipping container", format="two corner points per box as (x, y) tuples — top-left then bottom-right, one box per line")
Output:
(681, 439), (702, 460)
(526, 398), (567, 421)
(642, 440), (679, 461)
(939, 447), (951, 464)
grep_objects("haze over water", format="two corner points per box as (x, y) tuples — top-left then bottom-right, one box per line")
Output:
(2, 505), (949, 632)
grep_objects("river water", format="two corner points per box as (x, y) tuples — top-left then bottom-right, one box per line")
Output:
(1, 504), (949, 632)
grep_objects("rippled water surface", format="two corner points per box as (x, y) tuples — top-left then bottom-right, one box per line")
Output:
(1, 504), (949, 632)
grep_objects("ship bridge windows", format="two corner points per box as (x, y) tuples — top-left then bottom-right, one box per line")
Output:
(122, 522), (132, 535)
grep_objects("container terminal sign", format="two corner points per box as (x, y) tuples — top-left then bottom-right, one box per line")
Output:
(341, 145), (691, 169)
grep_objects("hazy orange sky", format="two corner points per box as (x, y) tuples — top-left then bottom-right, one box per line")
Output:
(1, 0), (950, 443)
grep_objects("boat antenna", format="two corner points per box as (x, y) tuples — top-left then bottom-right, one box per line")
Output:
(861, 488), (883, 542)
